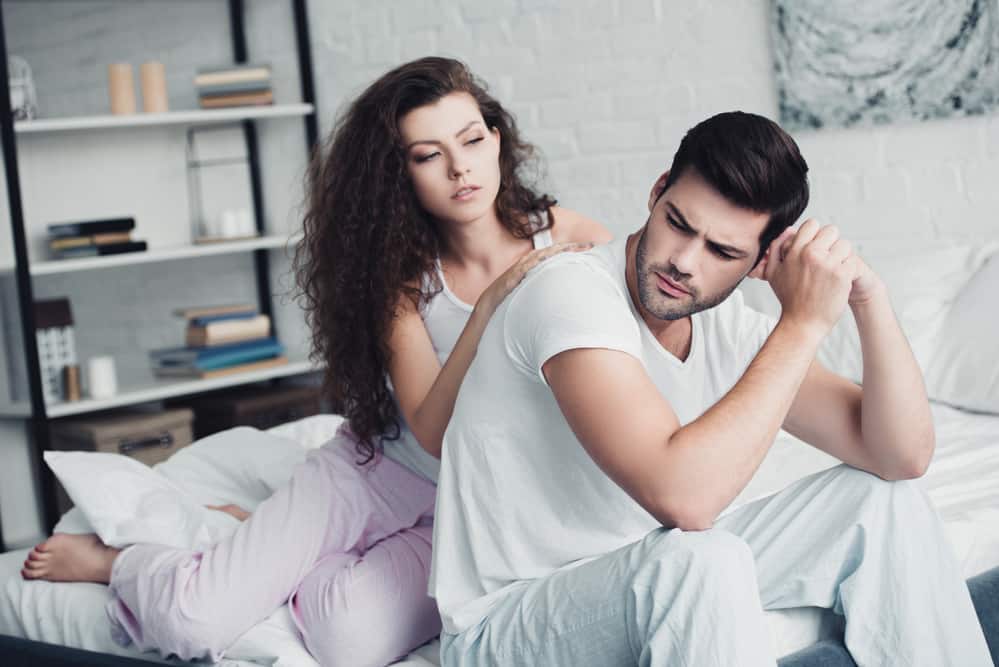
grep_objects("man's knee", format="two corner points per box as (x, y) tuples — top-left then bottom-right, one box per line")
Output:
(638, 528), (756, 585)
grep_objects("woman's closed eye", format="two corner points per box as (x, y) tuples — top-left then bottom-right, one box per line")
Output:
(413, 150), (441, 163)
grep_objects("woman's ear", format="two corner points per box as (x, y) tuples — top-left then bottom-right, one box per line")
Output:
(648, 170), (670, 212)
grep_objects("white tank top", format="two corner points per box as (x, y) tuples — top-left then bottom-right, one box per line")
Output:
(382, 224), (554, 483)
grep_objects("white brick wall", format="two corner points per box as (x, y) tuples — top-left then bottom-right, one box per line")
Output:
(2, 0), (998, 545)
(309, 0), (999, 243)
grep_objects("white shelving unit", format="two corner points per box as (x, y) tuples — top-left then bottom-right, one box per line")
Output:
(0, 0), (323, 539)
(15, 104), (314, 135)
(23, 232), (303, 276)
(46, 358), (320, 418)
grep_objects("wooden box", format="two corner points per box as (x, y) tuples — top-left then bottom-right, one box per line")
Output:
(50, 407), (194, 513)
(179, 384), (321, 438)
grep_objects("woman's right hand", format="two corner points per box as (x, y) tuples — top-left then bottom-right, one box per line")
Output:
(476, 242), (593, 316)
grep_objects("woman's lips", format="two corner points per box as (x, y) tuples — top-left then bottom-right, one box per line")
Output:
(452, 185), (481, 200)
(655, 272), (690, 298)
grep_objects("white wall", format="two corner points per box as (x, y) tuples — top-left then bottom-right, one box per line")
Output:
(2, 0), (998, 546)
(308, 0), (999, 243)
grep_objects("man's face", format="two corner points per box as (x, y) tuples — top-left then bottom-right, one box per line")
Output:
(635, 168), (770, 321)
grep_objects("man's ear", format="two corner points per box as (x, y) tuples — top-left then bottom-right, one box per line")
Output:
(748, 254), (768, 280)
(648, 170), (670, 212)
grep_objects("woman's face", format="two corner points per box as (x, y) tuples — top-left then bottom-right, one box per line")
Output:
(398, 92), (502, 226)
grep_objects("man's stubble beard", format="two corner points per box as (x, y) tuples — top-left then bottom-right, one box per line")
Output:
(635, 223), (739, 321)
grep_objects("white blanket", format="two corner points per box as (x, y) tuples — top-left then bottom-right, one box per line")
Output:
(2, 404), (998, 664)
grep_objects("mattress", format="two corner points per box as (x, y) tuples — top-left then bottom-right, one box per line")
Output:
(2, 402), (998, 665)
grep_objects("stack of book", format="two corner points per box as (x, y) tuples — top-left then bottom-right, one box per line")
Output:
(150, 303), (287, 379)
(47, 217), (147, 260)
(195, 64), (273, 109)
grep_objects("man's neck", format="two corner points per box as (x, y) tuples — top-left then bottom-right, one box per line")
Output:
(625, 231), (693, 361)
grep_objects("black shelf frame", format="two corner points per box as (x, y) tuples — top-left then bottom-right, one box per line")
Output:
(0, 0), (320, 549)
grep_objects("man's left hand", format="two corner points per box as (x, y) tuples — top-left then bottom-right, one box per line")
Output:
(845, 253), (885, 307)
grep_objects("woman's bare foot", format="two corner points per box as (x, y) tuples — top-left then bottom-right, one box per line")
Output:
(21, 533), (120, 584)
(206, 503), (251, 522)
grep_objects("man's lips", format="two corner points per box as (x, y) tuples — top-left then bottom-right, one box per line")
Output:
(452, 185), (481, 200)
(654, 271), (690, 297)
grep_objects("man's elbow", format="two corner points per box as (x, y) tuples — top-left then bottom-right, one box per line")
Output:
(656, 497), (717, 532)
(881, 431), (935, 481)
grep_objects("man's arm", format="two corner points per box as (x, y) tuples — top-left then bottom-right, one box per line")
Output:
(544, 220), (852, 530)
(545, 320), (822, 531)
(782, 274), (935, 481)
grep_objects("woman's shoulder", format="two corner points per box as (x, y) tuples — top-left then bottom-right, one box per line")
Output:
(547, 205), (614, 245)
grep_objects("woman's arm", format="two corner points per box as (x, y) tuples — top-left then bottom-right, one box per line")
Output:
(387, 242), (591, 458)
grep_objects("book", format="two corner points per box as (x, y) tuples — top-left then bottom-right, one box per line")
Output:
(47, 217), (136, 238)
(189, 311), (260, 326)
(151, 337), (284, 370)
(196, 80), (272, 97)
(49, 232), (133, 251)
(186, 315), (271, 347)
(199, 90), (274, 109)
(53, 240), (147, 258)
(154, 355), (288, 379)
(194, 65), (271, 87)
(173, 303), (257, 320)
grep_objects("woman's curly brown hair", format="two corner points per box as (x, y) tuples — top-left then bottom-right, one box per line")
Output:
(294, 57), (556, 463)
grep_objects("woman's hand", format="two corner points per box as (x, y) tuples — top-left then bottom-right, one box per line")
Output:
(476, 242), (593, 316)
(206, 504), (251, 522)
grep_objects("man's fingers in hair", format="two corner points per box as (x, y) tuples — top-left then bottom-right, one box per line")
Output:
(787, 218), (821, 257)
(809, 224), (840, 253)
(828, 238), (853, 265)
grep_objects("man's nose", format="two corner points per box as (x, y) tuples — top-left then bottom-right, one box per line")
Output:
(670, 240), (698, 276)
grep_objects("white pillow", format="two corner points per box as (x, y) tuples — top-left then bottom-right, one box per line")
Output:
(45, 426), (312, 550)
(738, 239), (997, 383)
(44, 450), (238, 550)
(924, 251), (999, 414)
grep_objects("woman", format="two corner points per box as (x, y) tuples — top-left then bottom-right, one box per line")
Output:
(23, 56), (611, 666)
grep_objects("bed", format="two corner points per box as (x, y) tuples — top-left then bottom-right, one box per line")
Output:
(2, 239), (998, 666)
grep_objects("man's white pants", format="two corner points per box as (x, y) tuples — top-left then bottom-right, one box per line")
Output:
(440, 465), (992, 666)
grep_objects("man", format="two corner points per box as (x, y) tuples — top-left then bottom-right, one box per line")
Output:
(429, 112), (992, 666)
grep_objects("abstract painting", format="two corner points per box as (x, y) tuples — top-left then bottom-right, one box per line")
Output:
(773, 0), (999, 130)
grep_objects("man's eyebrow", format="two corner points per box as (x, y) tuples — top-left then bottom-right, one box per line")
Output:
(664, 201), (750, 257)
(405, 120), (483, 150)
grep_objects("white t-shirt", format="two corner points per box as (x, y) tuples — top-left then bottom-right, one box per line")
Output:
(429, 236), (776, 634)
(382, 228), (555, 483)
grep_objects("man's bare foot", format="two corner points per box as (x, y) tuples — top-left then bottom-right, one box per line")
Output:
(21, 533), (120, 584)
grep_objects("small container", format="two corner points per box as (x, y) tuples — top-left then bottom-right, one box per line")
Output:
(140, 61), (168, 113)
(86, 355), (118, 399)
(108, 63), (137, 115)
(62, 364), (81, 402)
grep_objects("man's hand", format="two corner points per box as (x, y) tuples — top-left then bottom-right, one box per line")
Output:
(760, 219), (855, 338)
(845, 253), (885, 306)
(754, 221), (886, 309)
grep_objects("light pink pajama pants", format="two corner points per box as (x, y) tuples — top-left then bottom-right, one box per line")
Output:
(106, 426), (441, 666)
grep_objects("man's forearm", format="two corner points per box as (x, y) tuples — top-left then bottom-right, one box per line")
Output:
(656, 319), (823, 528)
(853, 289), (935, 478)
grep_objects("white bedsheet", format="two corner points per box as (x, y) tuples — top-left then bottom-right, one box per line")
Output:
(2, 403), (997, 665)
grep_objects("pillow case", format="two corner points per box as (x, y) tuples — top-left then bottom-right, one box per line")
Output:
(46, 425), (320, 550)
(738, 239), (998, 387)
(923, 250), (999, 413)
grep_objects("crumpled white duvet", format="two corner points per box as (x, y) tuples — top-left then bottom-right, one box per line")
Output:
(2, 405), (998, 665)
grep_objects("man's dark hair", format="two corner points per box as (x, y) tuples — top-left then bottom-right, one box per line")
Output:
(662, 111), (809, 263)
